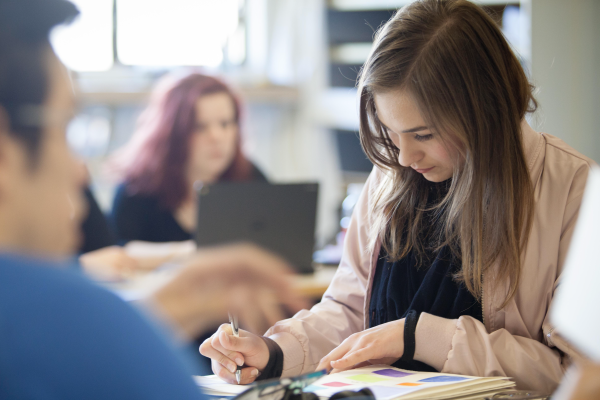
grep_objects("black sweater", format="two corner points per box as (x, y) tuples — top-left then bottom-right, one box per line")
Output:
(369, 180), (482, 372)
(262, 180), (482, 378)
(110, 165), (267, 244)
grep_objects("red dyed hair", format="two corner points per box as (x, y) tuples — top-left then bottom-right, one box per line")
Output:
(114, 72), (254, 210)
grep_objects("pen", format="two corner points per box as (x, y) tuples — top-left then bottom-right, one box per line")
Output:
(228, 313), (242, 384)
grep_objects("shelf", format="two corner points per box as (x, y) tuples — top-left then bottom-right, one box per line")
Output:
(313, 88), (360, 130)
(78, 91), (149, 106)
(78, 85), (299, 106)
(330, 43), (373, 64)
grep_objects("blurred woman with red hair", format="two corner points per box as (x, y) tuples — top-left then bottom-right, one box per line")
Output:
(110, 72), (266, 244)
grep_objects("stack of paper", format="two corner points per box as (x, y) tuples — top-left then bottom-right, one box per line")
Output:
(195, 365), (515, 400)
(303, 365), (515, 400)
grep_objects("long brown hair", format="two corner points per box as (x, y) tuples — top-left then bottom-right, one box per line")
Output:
(112, 72), (254, 210)
(359, 0), (536, 304)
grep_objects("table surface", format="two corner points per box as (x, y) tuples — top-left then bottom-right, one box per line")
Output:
(291, 264), (338, 299)
(107, 263), (338, 302)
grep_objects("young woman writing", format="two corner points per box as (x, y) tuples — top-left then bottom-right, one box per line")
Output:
(200, 0), (593, 393)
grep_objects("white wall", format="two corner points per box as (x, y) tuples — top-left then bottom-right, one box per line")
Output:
(246, 0), (344, 247)
(529, 0), (600, 162)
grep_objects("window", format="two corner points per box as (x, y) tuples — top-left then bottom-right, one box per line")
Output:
(51, 0), (245, 71)
(50, 0), (114, 72)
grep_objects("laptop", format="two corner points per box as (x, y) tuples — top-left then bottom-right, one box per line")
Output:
(195, 182), (319, 274)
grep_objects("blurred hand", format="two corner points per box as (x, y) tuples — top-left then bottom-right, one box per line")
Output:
(150, 243), (308, 341)
(200, 325), (269, 385)
(316, 319), (405, 374)
(79, 246), (139, 281)
(124, 240), (197, 271)
(565, 362), (600, 400)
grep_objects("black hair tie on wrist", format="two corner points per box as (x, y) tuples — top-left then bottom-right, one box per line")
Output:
(400, 310), (420, 362)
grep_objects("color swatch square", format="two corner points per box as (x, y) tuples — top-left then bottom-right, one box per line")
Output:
(348, 374), (390, 383)
(303, 385), (321, 392)
(418, 376), (469, 383)
(322, 382), (352, 387)
(398, 382), (422, 387)
(373, 369), (414, 378)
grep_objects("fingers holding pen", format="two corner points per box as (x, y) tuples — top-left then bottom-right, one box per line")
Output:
(199, 325), (244, 374)
(201, 341), (239, 374)
(202, 324), (269, 385)
(213, 360), (260, 385)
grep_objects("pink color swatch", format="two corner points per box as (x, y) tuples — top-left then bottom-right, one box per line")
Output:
(322, 382), (352, 388)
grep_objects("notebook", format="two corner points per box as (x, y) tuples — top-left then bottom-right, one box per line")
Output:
(195, 365), (515, 400)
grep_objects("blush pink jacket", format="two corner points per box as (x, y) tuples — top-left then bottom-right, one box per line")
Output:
(265, 121), (594, 393)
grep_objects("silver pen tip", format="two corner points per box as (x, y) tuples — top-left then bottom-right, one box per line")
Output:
(236, 370), (241, 384)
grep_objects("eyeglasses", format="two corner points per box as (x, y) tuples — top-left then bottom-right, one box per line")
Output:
(240, 373), (549, 400)
(237, 371), (376, 400)
(256, 384), (375, 400)
(3, 103), (77, 130)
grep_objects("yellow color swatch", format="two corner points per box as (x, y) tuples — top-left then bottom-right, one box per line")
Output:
(348, 374), (389, 383)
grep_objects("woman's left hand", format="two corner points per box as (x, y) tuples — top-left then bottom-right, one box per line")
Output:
(79, 246), (139, 281)
(316, 319), (405, 373)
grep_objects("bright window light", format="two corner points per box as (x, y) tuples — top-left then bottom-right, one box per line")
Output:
(50, 0), (114, 72)
(227, 24), (246, 66)
(117, 0), (240, 67)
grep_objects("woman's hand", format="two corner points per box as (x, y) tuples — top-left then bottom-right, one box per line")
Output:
(79, 246), (139, 281)
(150, 243), (308, 340)
(200, 324), (269, 385)
(316, 319), (405, 373)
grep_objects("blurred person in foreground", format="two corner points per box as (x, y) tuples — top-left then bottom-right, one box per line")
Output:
(0, 0), (305, 398)
(110, 71), (266, 245)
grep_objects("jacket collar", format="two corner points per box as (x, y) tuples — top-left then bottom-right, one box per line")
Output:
(521, 119), (545, 186)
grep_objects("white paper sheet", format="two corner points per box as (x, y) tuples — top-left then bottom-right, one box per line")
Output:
(194, 375), (252, 396)
(195, 366), (514, 400)
(551, 166), (600, 362)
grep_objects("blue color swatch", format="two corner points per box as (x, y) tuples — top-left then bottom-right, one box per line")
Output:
(303, 385), (321, 392)
(418, 376), (469, 383)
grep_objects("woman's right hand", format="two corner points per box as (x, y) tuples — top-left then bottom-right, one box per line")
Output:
(200, 324), (270, 385)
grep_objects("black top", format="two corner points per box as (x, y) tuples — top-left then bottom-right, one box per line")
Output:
(260, 180), (482, 380)
(79, 187), (116, 253)
(110, 164), (267, 244)
(369, 181), (482, 372)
